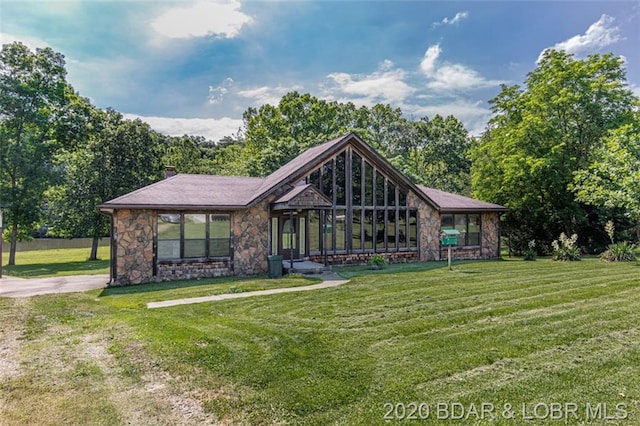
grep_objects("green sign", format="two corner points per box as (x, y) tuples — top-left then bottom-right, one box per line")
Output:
(441, 236), (457, 246)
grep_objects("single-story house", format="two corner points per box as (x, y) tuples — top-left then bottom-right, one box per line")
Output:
(99, 133), (507, 285)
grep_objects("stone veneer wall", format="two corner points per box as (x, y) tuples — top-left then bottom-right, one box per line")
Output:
(408, 192), (441, 261)
(157, 260), (233, 281)
(308, 250), (418, 266)
(481, 212), (501, 258)
(113, 209), (155, 286)
(232, 199), (271, 275)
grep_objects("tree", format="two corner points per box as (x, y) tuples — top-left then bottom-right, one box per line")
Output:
(162, 134), (215, 174)
(48, 108), (164, 259)
(471, 50), (638, 253)
(0, 42), (68, 265)
(400, 115), (471, 194)
(572, 120), (640, 240)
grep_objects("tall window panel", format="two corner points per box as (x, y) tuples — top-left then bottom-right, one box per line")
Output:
(364, 162), (374, 206)
(376, 210), (386, 250)
(308, 210), (320, 252)
(398, 209), (407, 247)
(184, 214), (206, 258)
(336, 209), (346, 251)
(322, 160), (333, 201)
(352, 209), (362, 250)
(157, 213), (181, 260)
(364, 210), (374, 249)
(352, 152), (362, 206)
(209, 214), (230, 257)
(387, 209), (396, 249)
(468, 214), (481, 246)
(376, 172), (385, 206)
(336, 152), (346, 206)
(409, 210), (418, 248)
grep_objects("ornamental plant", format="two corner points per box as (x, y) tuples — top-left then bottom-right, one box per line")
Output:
(551, 233), (581, 261)
(600, 220), (637, 262)
(523, 240), (537, 261)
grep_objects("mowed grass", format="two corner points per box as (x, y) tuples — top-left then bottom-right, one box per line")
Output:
(1, 258), (640, 424)
(3, 246), (111, 277)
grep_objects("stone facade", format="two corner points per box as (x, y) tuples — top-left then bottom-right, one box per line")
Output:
(309, 250), (418, 266)
(157, 259), (232, 281)
(481, 212), (501, 258)
(232, 199), (271, 276)
(409, 192), (441, 261)
(113, 209), (155, 285)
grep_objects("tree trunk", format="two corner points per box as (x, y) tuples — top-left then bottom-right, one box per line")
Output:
(89, 236), (100, 261)
(9, 222), (18, 266)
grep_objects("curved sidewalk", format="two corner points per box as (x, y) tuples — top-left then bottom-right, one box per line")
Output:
(0, 274), (109, 298)
(147, 272), (349, 309)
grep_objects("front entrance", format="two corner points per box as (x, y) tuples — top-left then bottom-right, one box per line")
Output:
(278, 215), (305, 261)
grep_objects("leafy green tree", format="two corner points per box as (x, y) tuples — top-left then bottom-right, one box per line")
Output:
(162, 135), (215, 174)
(572, 120), (640, 240)
(471, 50), (638, 253)
(48, 108), (164, 259)
(0, 42), (68, 265)
(401, 115), (471, 194)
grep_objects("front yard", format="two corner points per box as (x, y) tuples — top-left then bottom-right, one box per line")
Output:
(1, 258), (639, 424)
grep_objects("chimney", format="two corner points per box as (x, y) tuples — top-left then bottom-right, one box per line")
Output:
(165, 166), (176, 179)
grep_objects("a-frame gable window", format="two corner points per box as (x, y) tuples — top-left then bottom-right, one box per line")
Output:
(304, 145), (418, 255)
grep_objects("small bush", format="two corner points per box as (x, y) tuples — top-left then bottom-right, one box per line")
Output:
(551, 233), (581, 261)
(369, 254), (387, 269)
(600, 241), (637, 262)
(523, 240), (537, 261)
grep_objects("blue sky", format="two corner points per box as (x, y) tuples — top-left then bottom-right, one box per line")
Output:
(2, 0), (639, 141)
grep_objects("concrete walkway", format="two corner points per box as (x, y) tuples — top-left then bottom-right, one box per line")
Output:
(0, 274), (110, 298)
(147, 272), (349, 309)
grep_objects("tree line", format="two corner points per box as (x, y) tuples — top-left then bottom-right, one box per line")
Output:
(1, 42), (638, 265)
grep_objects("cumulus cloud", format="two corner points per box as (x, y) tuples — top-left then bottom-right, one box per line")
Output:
(537, 14), (621, 62)
(325, 60), (416, 105)
(420, 44), (503, 91)
(237, 85), (302, 106)
(123, 114), (243, 142)
(208, 77), (234, 104)
(432, 11), (469, 28)
(151, 0), (253, 39)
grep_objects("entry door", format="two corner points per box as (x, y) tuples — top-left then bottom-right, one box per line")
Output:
(280, 217), (300, 261)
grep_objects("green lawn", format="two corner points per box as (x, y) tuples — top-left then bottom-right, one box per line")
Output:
(3, 246), (111, 277)
(1, 258), (640, 424)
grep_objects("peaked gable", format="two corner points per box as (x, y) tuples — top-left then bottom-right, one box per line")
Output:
(249, 132), (435, 208)
(271, 184), (333, 210)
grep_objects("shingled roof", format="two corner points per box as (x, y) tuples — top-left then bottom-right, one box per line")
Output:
(417, 185), (507, 213)
(100, 132), (507, 213)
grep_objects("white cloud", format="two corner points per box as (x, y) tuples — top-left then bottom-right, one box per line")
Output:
(432, 11), (469, 28)
(208, 77), (234, 104)
(537, 14), (621, 62)
(151, 0), (253, 40)
(409, 99), (492, 136)
(420, 44), (441, 76)
(0, 32), (50, 50)
(237, 85), (302, 107)
(420, 44), (503, 91)
(326, 60), (416, 105)
(123, 114), (243, 142)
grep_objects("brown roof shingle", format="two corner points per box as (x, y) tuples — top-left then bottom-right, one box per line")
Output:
(417, 185), (507, 212)
(101, 174), (265, 209)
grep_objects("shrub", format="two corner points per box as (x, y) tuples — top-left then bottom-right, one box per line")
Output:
(600, 241), (637, 262)
(369, 254), (387, 269)
(523, 240), (537, 261)
(551, 233), (581, 261)
(600, 220), (637, 262)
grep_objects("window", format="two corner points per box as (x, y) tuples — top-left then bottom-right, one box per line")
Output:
(302, 149), (419, 255)
(336, 152), (346, 206)
(157, 213), (231, 260)
(309, 210), (320, 252)
(209, 214), (230, 256)
(364, 162), (374, 206)
(158, 214), (180, 259)
(409, 210), (418, 248)
(440, 214), (481, 246)
(352, 153), (362, 205)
